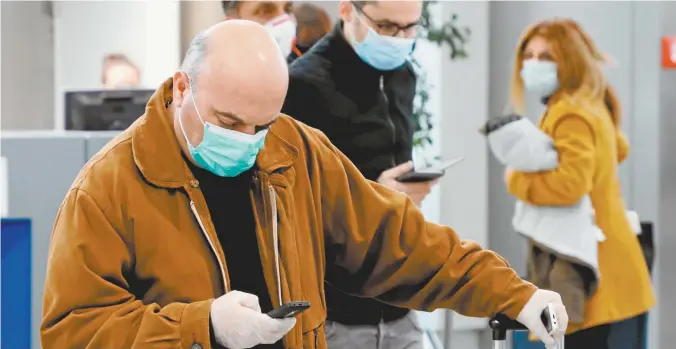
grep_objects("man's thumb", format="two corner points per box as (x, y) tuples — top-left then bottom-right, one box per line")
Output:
(385, 161), (414, 177)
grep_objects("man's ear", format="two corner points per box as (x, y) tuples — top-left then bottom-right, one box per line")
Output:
(172, 71), (190, 109)
(338, 0), (354, 23)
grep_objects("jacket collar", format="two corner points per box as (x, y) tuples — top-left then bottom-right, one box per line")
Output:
(131, 78), (297, 189)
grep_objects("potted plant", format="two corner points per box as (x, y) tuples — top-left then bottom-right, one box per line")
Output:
(411, 1), (470, 165)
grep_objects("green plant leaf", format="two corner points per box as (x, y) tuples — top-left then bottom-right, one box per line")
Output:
(412, 3), (470, 150)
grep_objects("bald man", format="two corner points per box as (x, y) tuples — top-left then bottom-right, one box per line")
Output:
(41, 21), (568, 349)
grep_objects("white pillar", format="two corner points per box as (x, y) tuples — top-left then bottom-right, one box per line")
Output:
(438, 1), (491, 343)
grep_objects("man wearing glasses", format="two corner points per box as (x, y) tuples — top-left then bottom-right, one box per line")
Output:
(282, 1), (433, 348)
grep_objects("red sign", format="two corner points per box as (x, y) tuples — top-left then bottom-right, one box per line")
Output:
(663, 36), (676, 69)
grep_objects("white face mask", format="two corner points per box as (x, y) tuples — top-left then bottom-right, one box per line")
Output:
(264, 14), (297, 58)
(520, 59), (560, 99)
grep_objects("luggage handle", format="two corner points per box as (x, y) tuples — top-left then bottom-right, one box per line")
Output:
(489, 314), (527, 341)
(489, 305), (555, 341)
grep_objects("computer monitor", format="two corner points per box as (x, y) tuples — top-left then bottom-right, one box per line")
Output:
(64, 89), (155, 131)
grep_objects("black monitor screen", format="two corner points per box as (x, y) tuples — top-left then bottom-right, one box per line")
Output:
(65, 89), (155, 131)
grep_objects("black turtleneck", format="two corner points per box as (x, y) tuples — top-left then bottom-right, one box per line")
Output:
(185, 159), (282, 349)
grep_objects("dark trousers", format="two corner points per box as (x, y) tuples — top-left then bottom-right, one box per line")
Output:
(565, 313), (647, 349)
(566, 323), (611, 349)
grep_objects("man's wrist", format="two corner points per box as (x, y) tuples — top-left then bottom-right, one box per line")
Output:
(180, 299), (215, 349)
(499, 277), (538, 319)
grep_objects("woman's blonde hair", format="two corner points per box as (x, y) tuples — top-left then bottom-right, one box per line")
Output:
(509, 18), (621, 127)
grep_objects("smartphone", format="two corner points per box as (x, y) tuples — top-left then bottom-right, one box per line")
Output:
(396, 157), (465, 183)
(267, 301), (311, 319)
(541, 303), (559, 334)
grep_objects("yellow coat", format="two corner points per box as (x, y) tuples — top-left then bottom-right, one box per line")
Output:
(508, 95), (655, 334)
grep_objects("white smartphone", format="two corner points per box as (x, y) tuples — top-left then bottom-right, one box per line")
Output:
(396, 157), (465, 183)
(543, 302), (559, 334)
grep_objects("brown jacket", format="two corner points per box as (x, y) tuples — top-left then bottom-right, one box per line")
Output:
(41, 79), (536, 349)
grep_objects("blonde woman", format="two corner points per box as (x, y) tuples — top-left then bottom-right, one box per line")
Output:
(505, 19), (655, 348)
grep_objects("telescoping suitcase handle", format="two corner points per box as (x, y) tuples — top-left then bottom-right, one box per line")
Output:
(488, 303), (562, 349)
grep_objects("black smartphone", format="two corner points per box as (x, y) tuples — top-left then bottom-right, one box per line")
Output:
(267, 301), (311, 319)
(396, 157), (465, 183)
(396, 171), (444, 183)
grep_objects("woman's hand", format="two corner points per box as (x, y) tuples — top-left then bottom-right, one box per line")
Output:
(504, 167), (514, 184)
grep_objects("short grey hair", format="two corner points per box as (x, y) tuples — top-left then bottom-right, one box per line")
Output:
(180, 30), (210, 89)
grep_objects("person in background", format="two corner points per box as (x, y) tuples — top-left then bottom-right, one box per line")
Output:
(41, 20), (569, 349)
(287, 3), (332, 63)
(282, 1), (437, 348)
(101, 53), (140, 89)
(222, 1), (296, 57)
(505, 18), (655, 349)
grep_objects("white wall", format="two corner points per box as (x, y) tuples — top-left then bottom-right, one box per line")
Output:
(52, 0), (181, 130)
(1, 1), (55, 130)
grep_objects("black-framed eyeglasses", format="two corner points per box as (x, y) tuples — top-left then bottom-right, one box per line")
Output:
(351, 1), (422, 38)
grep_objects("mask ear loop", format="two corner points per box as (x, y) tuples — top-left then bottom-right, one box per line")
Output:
(178, 82), (206, 148)
(189, 85), (207, 126)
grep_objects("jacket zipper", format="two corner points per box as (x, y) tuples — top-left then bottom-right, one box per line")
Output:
(190, 201), (229, 292)
(268, 184), (283, 307)
(380, 75), (397, 168)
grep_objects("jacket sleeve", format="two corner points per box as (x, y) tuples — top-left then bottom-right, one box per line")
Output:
(507, 114), (595, 206)
(616, 130), (630, 163)
(41, 189), (213, 349)
(311, 130), (536, 319)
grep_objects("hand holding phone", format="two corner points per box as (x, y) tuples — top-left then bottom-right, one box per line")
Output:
(541, 303), (565, 349)
(541, 303), (559, 334)
(396, 156), (465, 183)
(210, 291), (297, 349)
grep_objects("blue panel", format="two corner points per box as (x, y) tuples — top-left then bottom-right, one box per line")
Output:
(512, 331), (545, 349)
(1, 218), (32, 349)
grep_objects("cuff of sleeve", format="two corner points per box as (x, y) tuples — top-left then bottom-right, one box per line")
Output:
(498, 276), (538, 319)
(181, 299), (215, 349)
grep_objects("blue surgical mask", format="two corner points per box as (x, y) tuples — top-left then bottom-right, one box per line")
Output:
(520, 59), (560, 98)
(178, 88), (267, 177)
(351, 26), (415, 71)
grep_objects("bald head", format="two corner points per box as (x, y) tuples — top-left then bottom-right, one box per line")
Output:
(173, 20), (289, 149)
(172, 21), (290, 162)
(181, 20), (289, 104)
